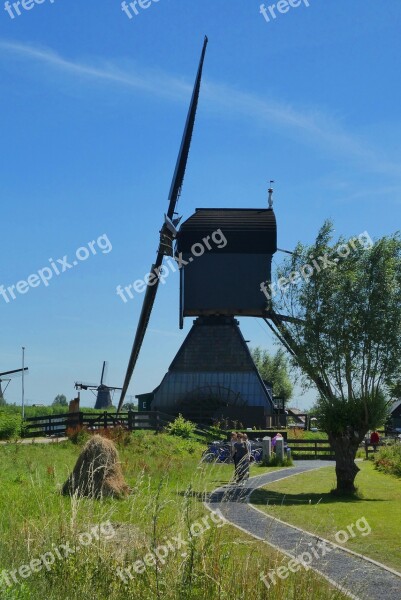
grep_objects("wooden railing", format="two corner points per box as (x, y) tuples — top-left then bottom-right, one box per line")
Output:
(286, 439), (335, 460)
(22, 411), (176, 438)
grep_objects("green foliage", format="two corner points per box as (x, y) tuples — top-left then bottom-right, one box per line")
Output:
(251, 462), (401, 572)
(121, 402), (137, 411)
(66, 425), (91, 445)
(269, 223), (401, 491)
(251, 347), (293, 402)
(388, 380), (401, 399)
(273, 223), (401, 402)
(263, 454), (293, 467)
(0, 404), (69, 418)
(0, 583), (32, 599)
(0, 412), (22, 440)
(0, 434), (348, 600)
(314, 392), (389, 438)
(273, 223), (401, 409)
(166, 414), (196, 439)
(52, 394), (68, 407)
(374, 443), (401, 477)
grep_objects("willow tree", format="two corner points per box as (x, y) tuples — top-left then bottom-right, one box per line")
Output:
(266, 221), (401, 494)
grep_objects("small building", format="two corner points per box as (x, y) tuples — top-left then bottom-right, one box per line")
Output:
(388, 400), (401, 431)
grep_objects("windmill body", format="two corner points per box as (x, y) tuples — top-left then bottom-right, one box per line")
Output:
(144, 208), (278, 427)
(178, 208), (276, 320)
(75, 361), (122, 410)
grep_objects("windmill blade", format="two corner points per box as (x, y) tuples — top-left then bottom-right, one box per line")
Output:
(100, 361), (108, 385)
(0, 367), (28, 381)
(75, 382), (98, 390)
(166, 36), (208, 220)
(117, 36), (208, 413)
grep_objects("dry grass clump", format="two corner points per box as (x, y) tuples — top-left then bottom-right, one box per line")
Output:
(62, 434), (130, 499)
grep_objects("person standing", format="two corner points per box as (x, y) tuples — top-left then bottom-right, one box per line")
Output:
(234, 433), (250, 485)
(230, 432), (238, 473)
(370, 430), (380, 452)
(242, 433), (252, 459)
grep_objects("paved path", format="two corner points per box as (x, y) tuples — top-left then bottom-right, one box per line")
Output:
(205, 461), (401, 600)
(0, 437), (67, 445)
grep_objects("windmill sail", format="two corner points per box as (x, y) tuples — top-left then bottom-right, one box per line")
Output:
(0, 368), (28, 401)
(117, 36), (208, 412)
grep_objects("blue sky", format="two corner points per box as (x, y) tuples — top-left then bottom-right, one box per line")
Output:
(0, 0), (400, 409)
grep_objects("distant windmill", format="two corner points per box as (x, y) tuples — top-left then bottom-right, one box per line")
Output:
(0, 367), (29, 401)
(75, 362), (122, 409)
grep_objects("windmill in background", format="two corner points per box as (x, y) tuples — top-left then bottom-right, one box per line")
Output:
(75, 361), (122, 409)
(0, 367), (29, 402)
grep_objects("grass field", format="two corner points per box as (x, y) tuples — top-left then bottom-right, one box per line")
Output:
(0, 432), (350, 600)
(250, 461), (401, 572)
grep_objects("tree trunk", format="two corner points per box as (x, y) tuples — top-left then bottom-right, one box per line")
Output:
(329, 435), (361, 495)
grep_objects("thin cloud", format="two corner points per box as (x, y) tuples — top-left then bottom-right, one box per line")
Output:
(0, 39), (400, 176)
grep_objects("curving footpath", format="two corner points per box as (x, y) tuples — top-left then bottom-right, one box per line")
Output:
(205, 460), (401, 600)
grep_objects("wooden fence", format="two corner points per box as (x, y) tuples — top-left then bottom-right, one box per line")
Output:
(22, 411), (224, 441)
(22, 411), (176, 438)
(287, 439), (335, 460)
(363, 440), (385, 459)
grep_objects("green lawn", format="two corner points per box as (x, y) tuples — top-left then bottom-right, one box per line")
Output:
(0, 433), (349, 600)
(250, 461), (401, 572)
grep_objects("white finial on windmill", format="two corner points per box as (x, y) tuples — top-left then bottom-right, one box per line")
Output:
(268, 180), (274, 209)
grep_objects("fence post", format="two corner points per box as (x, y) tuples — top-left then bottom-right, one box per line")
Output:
(128, 409), (133, 431)
(365, 440), (368, 460)
(262, 436), (272, 462)
(276, 438), (284, 462)
(314, 441), (317, 459)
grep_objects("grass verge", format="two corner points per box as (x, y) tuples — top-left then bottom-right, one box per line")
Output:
(0, 433), (350, 599)
(250, 461), (401, 572)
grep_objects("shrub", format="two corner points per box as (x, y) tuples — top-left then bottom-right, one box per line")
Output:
(95, 426), (132, 446)
(0, 412), (22, 440)
(66, 425), (90, 445)
(374, 443), (401, 477)
(262, 453), (293, 467)
(166, 414), (196, 439)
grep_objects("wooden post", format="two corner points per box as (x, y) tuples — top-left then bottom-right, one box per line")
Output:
(104, 411), (108, 429)
(276, 438), (285, 461)
(365, 440), (369, 460)
(314, 441), (318, 459)
(262, 436), (272, 462)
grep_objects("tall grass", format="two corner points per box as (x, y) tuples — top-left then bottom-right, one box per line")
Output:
(0, 433), (348, 599)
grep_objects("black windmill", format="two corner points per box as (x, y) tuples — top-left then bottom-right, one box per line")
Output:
(0, 367), (28, 401)
(118, 38), (280, 428)
(75, 361), (122, 410)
